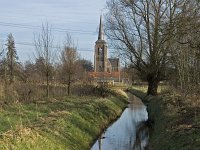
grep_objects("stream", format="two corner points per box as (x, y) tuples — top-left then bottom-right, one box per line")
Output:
(91, 94), (149, 150)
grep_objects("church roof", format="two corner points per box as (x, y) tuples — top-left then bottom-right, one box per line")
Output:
(88, 71), (120, 78)
(108, 58), (119, 68)
(98, 15), (104, 40)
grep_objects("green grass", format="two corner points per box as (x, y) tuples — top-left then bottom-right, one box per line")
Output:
(129, 87), (200, 150)
(129, 84), (169, 94)
(0, 89), (129, 150)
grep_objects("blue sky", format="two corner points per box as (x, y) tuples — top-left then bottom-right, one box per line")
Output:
(0, 0), (108, 63)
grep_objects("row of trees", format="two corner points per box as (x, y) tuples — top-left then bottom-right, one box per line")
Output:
(105, 0), (200, 95)
(170, 4), (200, 93)
(0, 25), (93, 102)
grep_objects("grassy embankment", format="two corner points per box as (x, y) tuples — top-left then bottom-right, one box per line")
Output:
(129, 86), (200, 150)
(0, 88), (129, 150)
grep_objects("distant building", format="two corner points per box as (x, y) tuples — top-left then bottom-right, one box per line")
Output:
(89, 15), (120, 85)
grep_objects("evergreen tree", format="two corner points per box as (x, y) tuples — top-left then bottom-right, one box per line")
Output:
(6, 33), (18, 84)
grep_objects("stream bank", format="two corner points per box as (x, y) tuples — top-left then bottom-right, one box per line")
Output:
(129, 88), (200, 150)
(0, 89), (129, 150)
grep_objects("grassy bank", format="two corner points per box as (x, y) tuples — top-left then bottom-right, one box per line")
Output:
(129, 88), (200, 150)
(0, 89), (128, 150)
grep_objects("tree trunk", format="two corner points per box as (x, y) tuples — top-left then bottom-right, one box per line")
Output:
(4, 63), (8, 102)
(46, 72), (49, 99)
(147, 78), (159, 96)
(10, 59), (13, 84)
(67, 74), (71, 96)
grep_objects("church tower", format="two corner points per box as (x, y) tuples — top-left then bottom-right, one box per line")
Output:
(94, 15), (108, 72)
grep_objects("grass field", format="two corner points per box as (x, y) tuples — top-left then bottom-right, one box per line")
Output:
(0, 89), (129, 150)
(130, 84), (168, 94)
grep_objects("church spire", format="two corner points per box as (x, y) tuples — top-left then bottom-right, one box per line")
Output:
(98, 15), (104, 40)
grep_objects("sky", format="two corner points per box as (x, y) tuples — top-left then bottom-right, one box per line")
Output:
(0, 0), (108, 63)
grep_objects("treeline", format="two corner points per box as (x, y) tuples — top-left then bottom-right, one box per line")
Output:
(169, 9), (200, 95)
(0, 25), (93, 103)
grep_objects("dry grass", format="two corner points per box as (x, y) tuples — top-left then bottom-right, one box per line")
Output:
(112, 88), (128, 99)
(131, 87), (200, 150)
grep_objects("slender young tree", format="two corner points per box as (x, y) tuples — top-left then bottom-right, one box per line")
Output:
(61, 34), (79, 96)
(0, 42), (3, 58)
(34, 23), (54, 99)
(0, 41), (4, 78)
(0, 42), (5, 99)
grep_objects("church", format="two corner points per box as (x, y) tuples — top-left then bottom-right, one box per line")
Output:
(89, 16), (120, 85)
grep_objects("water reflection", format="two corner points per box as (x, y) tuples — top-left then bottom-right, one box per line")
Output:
(134, 121), (149, 149)
(91, 94), (149, 150)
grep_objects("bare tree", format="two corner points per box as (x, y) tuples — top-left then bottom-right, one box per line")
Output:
(0, 41), (5, 99)
(170, 1), (200, 91)
(105, 0), (197, 95)
(0, 42), (4, 58)
(0, 41), (5, 79)
(61, 34), (79, 95)
(34, 23), (54, 99)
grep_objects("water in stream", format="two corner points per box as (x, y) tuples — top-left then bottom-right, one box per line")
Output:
(91, 94), (149, 150)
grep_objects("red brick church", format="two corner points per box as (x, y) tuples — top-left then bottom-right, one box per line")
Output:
(89, 16), (120, 85)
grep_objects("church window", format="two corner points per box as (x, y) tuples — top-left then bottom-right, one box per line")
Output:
(99, 48), (103, 55)
(99, 48), (103, 60)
